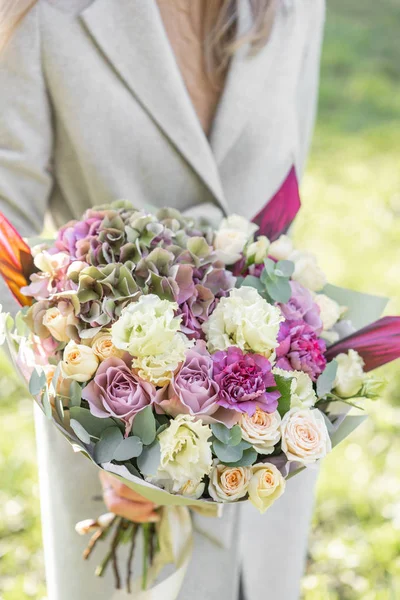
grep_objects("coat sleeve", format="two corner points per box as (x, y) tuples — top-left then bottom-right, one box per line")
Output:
(295, 0), (326, 179)
(0, 4), (53, 310)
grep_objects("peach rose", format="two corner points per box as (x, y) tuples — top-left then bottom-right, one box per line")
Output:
(240, 408), (281, 454)
(42, 306), (78, 342)
(248, 463), (286, 513)
(208, 460), (252, 502)
(280, 408), (331, 464)
(90, 331), (124, 362)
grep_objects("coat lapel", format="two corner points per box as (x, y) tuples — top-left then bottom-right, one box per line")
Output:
(80, 0), (228, 213)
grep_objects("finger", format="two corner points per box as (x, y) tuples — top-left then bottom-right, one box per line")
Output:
(103, 490), (159, 523)
(100, 472), (155, 505)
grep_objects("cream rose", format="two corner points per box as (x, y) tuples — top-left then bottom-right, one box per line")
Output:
(245, 236), (270, 264)
(240, 408), (281, 454)
(268, 234), (294, 261)
(61, 340), (99, 382)
(313, 294), (343, 331)
(208, 460), (252, 502)
(281, 408), (331, 464)
(248, 463), (286, 513)
(273, 367), (317, 409)
(214, 214), (258, 265)
(289, 250), (327, 292)
(90, 330), (124, 362)
(333, 350), (365, 398)
(203, 286), (283, 358)
(42, 306), (78, 342)
(156, 415), (212, 487)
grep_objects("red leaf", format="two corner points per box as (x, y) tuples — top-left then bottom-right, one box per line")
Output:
(0, 213), (34, 306)
(325, 316), (400, 371)
(252, 166), (301, 241)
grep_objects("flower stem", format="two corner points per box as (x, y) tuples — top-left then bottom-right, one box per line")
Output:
(142, 523), (150, 591)
(126, 523), (139, 594)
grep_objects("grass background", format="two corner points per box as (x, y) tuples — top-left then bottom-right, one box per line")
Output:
(0, 0), (399, 598)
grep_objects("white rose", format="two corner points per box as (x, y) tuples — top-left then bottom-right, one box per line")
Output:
(281, 408), (331, 464)
(273, 367), (317, 409)
(42, 306), (78, 342)
(111, 294), (181, 357)
(61, 340), (99, 382)
(289, 250), (327, 292)
(240, 408), (281, 454)
(157, 415), (212, 487)
(214, 214), (258, 265)
(313, 294), (342, 331)
(333, 350), (365, 398)
(203, 287), (283, 358)
(245, 236), (270, 264)
(208, 460), (252, 502)
(248, 463), (286, 513)
(90, 330), (124, 362)
(268, 234), (294, 261)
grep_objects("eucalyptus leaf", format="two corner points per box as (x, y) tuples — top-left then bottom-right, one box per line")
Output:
(113, 436), (143, 461)
(94, 427), (124, 464)
(316, 360), (338, 399)
(137, 441), (161, 476)
(265, 277), (291, 303)
(211, 423), (231, 445)
(213, 439), (244, 463)
(131, 406), (157, 445)
(322, 284), (388, 330)
(274, 375), (293, 417)
(224, 448), (258, 467)
(69, 407), (117, 439)
(70, 419), (91, 445)
(229, 425), (242, 446)
(240, 275), (265, 294)
(275, 260), (295, 278)
(263, 258), (276, 276)
(156, 423), (169, 436)
(29, 369), (47, 396)
(69, 380), (83, 408)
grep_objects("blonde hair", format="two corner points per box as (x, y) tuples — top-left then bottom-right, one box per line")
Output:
(0, 0), (276, 73)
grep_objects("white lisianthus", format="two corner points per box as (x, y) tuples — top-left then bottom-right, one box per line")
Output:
(132, 334), (190, 386)
(42, 306), (78, 342)
(90, 330), (124, 362)
(214, 214), (258, 265)
(61, 340), (99, 382)
(273, 367), (317, 409)
(268, 234), (294, 261)
(289, 250), (327, 292)
(281, 408), (331, 464)
(313, 294), (343, 331)
(157, 415), (212, 488)
(245, 236), (270, 264)
(248, 463), (286, 513)
(111, 295), (181, 356)
(333, 349), (365, 398)
(240, 408), (281, 454)
(203, 287), (283, 357)
(208, 460), (252, 502)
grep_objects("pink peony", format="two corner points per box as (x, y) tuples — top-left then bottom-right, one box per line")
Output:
(276, 320), (327, 381)
(212, 347), (280, 416)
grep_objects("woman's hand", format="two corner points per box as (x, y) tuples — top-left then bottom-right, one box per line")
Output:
(100, 472), (159, 523)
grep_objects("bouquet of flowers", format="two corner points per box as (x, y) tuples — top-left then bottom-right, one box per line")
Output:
(1, 168), (399, 595)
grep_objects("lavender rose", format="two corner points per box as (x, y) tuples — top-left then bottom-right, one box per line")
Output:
(279, 281), (322, 333)
(82, 357), (155, 432)
(212, 347), (280, 416)
(276, 320), (327, 381)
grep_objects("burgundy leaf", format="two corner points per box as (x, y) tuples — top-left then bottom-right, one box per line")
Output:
(252, 166), (301, 241)
(325, 316), (400, 372)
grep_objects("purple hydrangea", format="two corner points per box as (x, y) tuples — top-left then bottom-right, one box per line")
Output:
(55, 209), (107, 259)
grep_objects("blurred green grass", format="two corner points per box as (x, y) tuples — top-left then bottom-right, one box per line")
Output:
(0, 0), (400, 598)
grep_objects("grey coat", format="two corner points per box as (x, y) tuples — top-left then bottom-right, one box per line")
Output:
(0, 1), (325, 598)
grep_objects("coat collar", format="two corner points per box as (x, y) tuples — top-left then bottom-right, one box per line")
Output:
(80, 0), (281, 213)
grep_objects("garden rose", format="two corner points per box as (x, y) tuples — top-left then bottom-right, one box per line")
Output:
(82, 357), (154, 429)
(240, 408), (281, 454)
(273, 367), (317, 409)
(248, 463), (286, 513)
(333, 349), (365, 398)
(204, 287), (283, 357)
(208, 460), (252, 502)
(290, 250), (327, 292)
(276, 320), (326, 381)
(156, 415), (212, 487)
(90, 330), (124, 362)
(214, 215), (258, 265)
(281, 408), (331, 464)
(213, 346), (280, 415)
(268, 235), (294, 261)
(61, 341), (99, 382)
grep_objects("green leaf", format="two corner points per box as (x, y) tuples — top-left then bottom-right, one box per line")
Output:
(213, 439), (244, 463)
(94, 427), (124, 463)
(264, 258), (276, 276)
(322, 283), (388, 330)
(137, 441), (161, 476)
(29, 369), (47, 396)
(317, 360), (338, 399)
(265, 277), (292, 303)
(156, 423), (169, 436)
(131, 406), (156, 446)
(113, 436), (143, 461)
(69, 407), (117, 439)
(69, 380), (82, 408)
(211, 423), (242, 446)
(70, 419), (91, 444)
(224, 448), (258, 467)
(240, 275), (265, 294)
(275, 260), (295, 278)
(274, 374), (293, 417)
(229, 425), (242, 446)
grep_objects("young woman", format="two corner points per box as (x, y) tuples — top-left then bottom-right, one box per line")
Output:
(0, 1), (325, 598)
